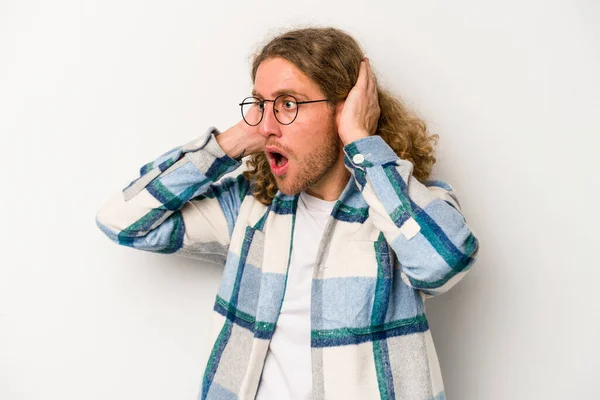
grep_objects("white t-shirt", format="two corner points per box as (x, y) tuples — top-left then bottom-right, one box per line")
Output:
(255, 191), (337, 400)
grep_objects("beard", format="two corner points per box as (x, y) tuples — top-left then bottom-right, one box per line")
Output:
(274, 120), (342, 196)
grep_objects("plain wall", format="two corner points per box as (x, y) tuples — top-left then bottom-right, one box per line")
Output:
(1, 0), (599, 399)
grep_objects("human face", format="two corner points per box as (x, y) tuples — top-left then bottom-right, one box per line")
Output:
(253, 57), (345, 197)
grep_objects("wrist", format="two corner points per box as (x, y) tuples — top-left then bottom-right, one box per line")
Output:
(340, 129), (370, 146)
(216, 128), (247, 160)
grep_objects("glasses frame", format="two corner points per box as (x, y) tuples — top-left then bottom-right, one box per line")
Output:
(239, 94), (329, 126)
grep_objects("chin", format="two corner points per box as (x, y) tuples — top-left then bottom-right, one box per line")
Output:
(274, 175), (306, 196)
(274, 181), (299, 196)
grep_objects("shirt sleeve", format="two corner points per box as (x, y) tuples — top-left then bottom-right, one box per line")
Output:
(95, 126), (249, 265)
(343, 135), (480, 297)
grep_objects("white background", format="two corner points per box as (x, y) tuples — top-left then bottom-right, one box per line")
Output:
(1, 1), (599, 399)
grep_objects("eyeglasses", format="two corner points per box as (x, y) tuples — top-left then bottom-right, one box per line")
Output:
(239, 94), (328, 126)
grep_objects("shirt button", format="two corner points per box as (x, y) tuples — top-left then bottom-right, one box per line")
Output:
(352, 154), (365, 164)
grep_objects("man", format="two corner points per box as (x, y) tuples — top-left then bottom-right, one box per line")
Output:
(96, 27), (479, 400)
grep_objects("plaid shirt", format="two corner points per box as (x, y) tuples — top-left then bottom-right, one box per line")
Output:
(96, 126), (479, 400)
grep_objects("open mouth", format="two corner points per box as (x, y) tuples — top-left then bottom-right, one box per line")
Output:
(272, 151), (288, 166)
(266, 149), (290, 176)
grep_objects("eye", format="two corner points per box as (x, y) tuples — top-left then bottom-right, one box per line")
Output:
(283, 100), (297, 110)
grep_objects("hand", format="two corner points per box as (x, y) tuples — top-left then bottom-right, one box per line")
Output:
(218, 108), (266, 159)
(335, 57), (381, 145)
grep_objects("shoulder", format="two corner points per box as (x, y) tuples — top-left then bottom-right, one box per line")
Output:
(425, 179), (461, 210)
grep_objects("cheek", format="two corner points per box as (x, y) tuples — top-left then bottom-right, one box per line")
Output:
(291, 119), (333, 155)
(282, 126), (312, 159)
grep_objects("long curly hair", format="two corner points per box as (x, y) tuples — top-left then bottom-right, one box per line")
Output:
(243, 27), (439, 205)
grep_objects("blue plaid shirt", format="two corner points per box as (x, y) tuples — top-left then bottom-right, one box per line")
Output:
(96, 126), (479, 399)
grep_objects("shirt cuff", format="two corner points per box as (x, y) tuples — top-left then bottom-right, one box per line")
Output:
(182, 126), (241, 182)
(343, 135), (399, 170)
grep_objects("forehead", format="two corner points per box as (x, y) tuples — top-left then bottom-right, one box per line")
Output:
(253, 57), (323, 98)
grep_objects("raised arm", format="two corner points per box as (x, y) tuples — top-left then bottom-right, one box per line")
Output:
(336, 57), (479, 296)
(96, 119), (265, 265)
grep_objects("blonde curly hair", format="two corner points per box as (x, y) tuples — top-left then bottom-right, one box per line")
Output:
(243, 27), (439, 205)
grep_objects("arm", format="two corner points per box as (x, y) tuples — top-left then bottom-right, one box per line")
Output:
(336, 58), (479, 296)
(343, 135), (479, 296)
(95, 123), (263, 264)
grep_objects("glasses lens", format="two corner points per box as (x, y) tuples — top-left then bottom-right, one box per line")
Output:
(241, 97), (262, 126)
(274, 95), (298, 125)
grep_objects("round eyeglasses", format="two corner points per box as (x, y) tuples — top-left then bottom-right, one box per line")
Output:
(239, 94), (328, 126)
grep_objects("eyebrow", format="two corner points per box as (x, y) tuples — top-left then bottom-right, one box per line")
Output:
(251, 88), (308, 99)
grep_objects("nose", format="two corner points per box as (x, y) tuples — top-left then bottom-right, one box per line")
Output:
(258, 101), (282, 139)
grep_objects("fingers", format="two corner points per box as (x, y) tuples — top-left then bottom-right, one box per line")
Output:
(363, 58), (371, 92)
(359, 57), (377, 95)
(363, 58), (380, 135)
(364, 57), (377, 93)
(356, 59), (368, 90)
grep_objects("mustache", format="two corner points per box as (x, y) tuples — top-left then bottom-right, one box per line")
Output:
(264, 140), (294, 157)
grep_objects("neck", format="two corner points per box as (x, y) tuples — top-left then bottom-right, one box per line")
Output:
(305, 149), (350, 201)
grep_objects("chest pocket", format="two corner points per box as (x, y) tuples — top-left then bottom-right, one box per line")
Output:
(343, 234), (424, 338)
(342, 229), (394, 329)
